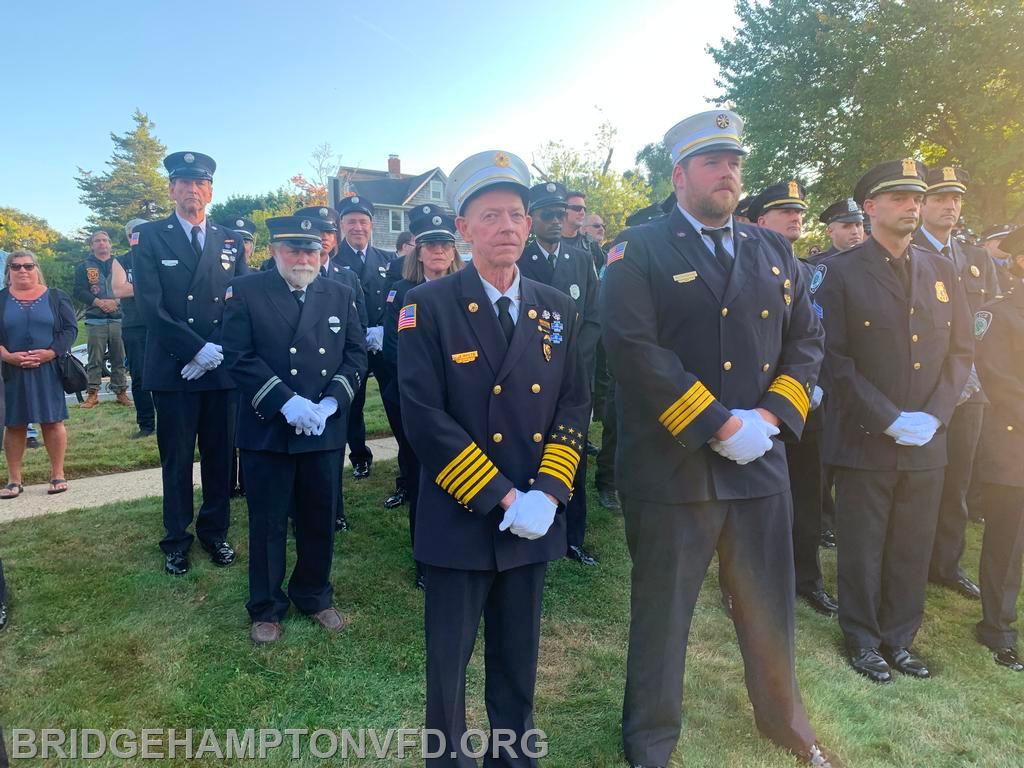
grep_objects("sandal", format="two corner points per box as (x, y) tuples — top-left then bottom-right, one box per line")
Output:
(47, 479), (68, 495)
(0, 482), (23, 499)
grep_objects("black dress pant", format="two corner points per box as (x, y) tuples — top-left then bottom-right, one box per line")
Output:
(835, 467), (944, 650)
(820, 464), (837, 533)
(930, 402), (984, 583)
(976, 483), (1024, 650)
(347, 351), (394, 466)
(621, 492), (815, 766)
(122, 326), (155, 432)
(592, 340), (612, 426)
(424, 562), (547, 768)
(565, 452), (588, 549)
(243, 449), (341, 622)
(152, 389), (232, 554)
(385, 379), (421, 548)
(595, 379), (618, 494)
(787, 434), (825, 594)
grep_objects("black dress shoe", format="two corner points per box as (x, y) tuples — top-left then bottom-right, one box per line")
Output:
(566, 545), (598, 566)
(882, 646), (930, 678)
(993, 647), (1024, 671)
(586, 440), (599, 456)
(201, 540), (236, 567)
(336, 512), (349, 532)
(383, 489), (407, 509)
(165, 551), (189, 576)
(820, 528), (836, 548)
(938, 574), (981, 600)
(352, 461), (371, 480)
(598, 489), (621, 511)
(848, 647), (892, 683)
(130, 429), (155, 440)
(0, 600), (8, 631)
(799, 588), (839, 617)
(792, 742), (844, 768)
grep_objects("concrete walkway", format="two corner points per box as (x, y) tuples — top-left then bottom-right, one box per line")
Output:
(0, 435), (399, 526)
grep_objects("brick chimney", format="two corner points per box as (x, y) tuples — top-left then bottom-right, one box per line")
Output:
(388, 154), (401, 177)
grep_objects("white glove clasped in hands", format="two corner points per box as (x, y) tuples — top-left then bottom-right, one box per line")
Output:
(811, 385), (824, 410)
(365, 326), (384, 353)
(708, 409), (780, 465)
(180, 343), (223, 380)
(498, 490), (557, 540)
(885, 412), (941, 447)
(281, 395), (338, 436)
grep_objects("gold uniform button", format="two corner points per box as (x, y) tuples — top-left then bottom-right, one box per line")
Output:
(319, 348), (326, 355)
(721, 307), (729, 317)
(913, 362), (921, 370)
(492, 433), (503, 443)
(1008, 425), (1014, 432)
(533, 433), (542, 443)
(761, 310), (769, 319)
(528, 309), (538, 319)
(531, 384), (541, 393)
(321, 369), (327, 376)
(784, 278), (792, 288)
(864, 320), (871, 327)
(912, 335), (918, 342)
(289, 347), (297, 354)
(493, 385), (502, 395)
(290, 368), (298, 375)
(910, 307), (915, 315)
(723, 361), (732, 371)
(771, 266), (781, 275)
(947, 321), (951, 327)
(468, 302), (479, 313)
(762, 363), (770, 372)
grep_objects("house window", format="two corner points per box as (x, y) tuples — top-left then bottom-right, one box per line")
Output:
(389, 209), (404, 232)
(429, 180), (444, 201)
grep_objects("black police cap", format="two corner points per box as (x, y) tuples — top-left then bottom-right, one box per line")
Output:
(626, 203), (665, 227)
(1001, 226), (1024, 257)
(408, 204), (457, 243)
(853, 159), (928, 205)
(265, 216), (322, 251)
(164, 151), (216, 181)
(751, 181), (808, 220)
(818, 198), (864, 225)
(336, 195), (374, 219)
(528, 181), (569, 213)
(734, 196), (752, 219)
(223, 217), (256, 240)
(295, 206), (339, 232)
(981, 224), (1016, 242)
(925, 166), (970, 196)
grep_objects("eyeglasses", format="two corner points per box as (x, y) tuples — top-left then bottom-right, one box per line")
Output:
(588, 223), (606, 230)
(567, 204), (587, 213)
(9, 263), (36, 271)
(537, 209), (566, 222)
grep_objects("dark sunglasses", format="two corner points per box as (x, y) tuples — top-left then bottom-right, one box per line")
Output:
(537, 209), (566, 222)
(589, 223), (606, 230)
(9, 263), (36, 271)
(567, 204), (587, 213)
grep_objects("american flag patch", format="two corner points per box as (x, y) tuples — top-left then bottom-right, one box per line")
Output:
(225, 286), (233, 301)
(397, 303), (417, 331)
(129, 232), (139, 246)
(606, 241), (626, 266)
(386, 289), (397, 303)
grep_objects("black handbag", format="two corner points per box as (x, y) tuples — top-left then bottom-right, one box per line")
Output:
(57, 352), (88, 394)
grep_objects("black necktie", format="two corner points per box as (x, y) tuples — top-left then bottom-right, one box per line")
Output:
(320, 265), (328, 278)
(190, 226), (203, 258)
(892, 257), (911, 295)
(941, 245), (951, 259)
(701, 227), (732, 273)
(292, 289), (304, 305)
(547, 248), (557, 269)
(356, 250), (365, 264)
(496, 296), (515, 344)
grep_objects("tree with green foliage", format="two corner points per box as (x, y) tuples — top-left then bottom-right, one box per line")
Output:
(706, 0), (1024, 226)
(75, 110), (171, 247)
(633, 140), (675, 205)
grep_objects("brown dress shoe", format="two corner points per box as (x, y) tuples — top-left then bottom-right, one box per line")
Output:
(250, 621), (282, 644)
(115, 391), (132, 406)
(310, 607), (346, 633)
(80, 390), (100, 408)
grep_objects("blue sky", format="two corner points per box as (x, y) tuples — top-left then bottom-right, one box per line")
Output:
(1, 0), (737, 233)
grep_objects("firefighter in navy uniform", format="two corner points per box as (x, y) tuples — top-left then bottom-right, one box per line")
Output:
(603, 111), (838, 768)
(972, 226), (1024, 672)
(814, 159), (973, 684)
(333, 194), (397, 481)
(221, 215), (366, 644)
(517, 181), (601, 566)
(748, 181), (838, 618)
(913, 166), (1000, 599)
(811, 198), (865, 265)
(398, 151), (590, 768)
(132, 151), (248, 576)
(979, 224), (1018, 295)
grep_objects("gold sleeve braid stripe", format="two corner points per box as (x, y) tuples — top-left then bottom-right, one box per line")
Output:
(659, 381), (715, 436)
(538, 442), (580, 489)
(436, 442), (499, 505)
(768, 374), (810, 420)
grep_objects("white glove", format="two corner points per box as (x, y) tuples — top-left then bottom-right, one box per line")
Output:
(708, 417), (775, 465)
(499, 490), (557, 540)
(958, 366), (981, 405)
(311, 397), (339, 436)
(180, 361), (206, 381)
(280, 395), (320, 435)
(192, 342), (223, 370)
(365, 326), (384, 352)
(728, 408), (782, 440)
(811, 386), (824, 410)
(885, 411), (940, 447)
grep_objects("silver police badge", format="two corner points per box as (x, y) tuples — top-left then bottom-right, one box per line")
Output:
(320, 208), (329, 217)
(300, 219), (312, 231)
(235, 218), (245, 227)
(328, 315), (341, 334)
(423, 206), (431, 213)
(183, 153), (195, 163)
(352, 197), (360, 204)
(569, 284), (580, 300)
(546, 183), (556, 193)
(432, 216), (442, 225)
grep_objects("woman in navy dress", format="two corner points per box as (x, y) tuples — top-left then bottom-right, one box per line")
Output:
(0, 250), (78, 497)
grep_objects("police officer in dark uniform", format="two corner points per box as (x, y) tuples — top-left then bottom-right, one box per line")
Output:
(972, 225), (1024, 671)
(603, 111), (836, 768)
(334, 194), (396, 480)
(913, 166), (999, 599)
(749, 181), (837, 617)
(222, 215), (366, 644)
(811, 198), (865, 265)
(399, 151), (590, 767)
(226, 217), (256, 269)
(814, 159), (973, 683)
(518, 181), (601, 566)
(383, 204), (463, 589)
(980, 224), (1018, 295)
(133, 151), (248, 576)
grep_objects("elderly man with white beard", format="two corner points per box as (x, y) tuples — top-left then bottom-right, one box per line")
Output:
(222, 215), (367, 644)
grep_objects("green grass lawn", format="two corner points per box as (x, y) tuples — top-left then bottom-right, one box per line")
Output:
(1, 378), (391, 486)
(1, 457), (1023, 767)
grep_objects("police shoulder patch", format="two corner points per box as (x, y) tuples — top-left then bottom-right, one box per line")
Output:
(809, 264), (826, 294)
(129, 231), (140, 247)
(606, 241), (627, 266)
(975, 310), (993, 339)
